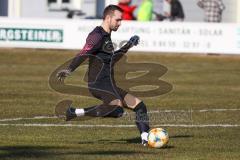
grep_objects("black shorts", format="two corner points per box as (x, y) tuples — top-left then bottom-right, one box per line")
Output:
(88, 83), (128, 104)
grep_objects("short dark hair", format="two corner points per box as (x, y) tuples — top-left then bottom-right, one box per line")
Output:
(103, 5), (123, 19)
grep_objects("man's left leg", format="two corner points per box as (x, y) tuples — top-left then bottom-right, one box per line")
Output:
(123, 93), (150, 146)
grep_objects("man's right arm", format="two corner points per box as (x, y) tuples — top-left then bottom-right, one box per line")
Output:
(68, 32), (103, 72)
(57, 32), (102, 81)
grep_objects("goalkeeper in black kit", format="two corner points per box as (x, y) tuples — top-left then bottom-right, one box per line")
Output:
(57, 5), (150, 146)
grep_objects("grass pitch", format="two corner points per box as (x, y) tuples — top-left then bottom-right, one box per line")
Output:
(0, 48), (240, 160)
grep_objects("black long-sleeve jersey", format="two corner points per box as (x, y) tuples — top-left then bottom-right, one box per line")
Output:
(68, 26), (131, 97)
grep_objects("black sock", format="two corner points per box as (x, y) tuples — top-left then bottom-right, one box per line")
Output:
(83, 106), (98, 116)
(133, 101), (150, 134)
(103, 106), (124, 118)
(84, 105), (124, 118)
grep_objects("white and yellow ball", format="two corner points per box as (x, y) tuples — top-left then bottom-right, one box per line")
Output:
(148, 128), (169, 148)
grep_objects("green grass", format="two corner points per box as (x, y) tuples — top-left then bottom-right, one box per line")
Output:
(0, 48), (240, 160)
(0, 127), (239, 160)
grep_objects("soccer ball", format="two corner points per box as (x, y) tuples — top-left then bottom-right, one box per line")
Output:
(148, 128), (169, 148)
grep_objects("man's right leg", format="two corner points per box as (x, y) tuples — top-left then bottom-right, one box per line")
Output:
(67, 104), (123, 120)
(66, 88), (124, 121)
(66, 91), (124, 121)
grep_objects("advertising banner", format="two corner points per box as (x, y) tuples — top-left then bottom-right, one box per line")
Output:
(0, 18), (240, 54)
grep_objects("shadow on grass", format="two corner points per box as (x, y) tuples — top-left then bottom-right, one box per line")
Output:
(170, 135), (193, 139)
(0, 146), (60, 159)
(78, 135), (193, 145)
(0, 137), (188, 159)
(159, 145), (175, 149)
(0, 145), (149, 159)
(79, 137), (174, 149)
(78, 137), (141, 144)
(78, 150), (150, 155)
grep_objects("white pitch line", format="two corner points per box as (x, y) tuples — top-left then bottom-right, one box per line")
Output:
(0, 123), (239, 128)
(148, 108), (240, 113)
(156, 124), (240, 128)
(0, 116), (57, 122)
(197, 109), (240, 112)
(0, 108), (239, 122)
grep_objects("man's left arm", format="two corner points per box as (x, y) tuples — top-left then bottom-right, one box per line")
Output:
(113, 35), (140, 62)
(114, 35), (139, 55)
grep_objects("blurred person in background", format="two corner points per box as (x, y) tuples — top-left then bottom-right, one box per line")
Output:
(118, 0), (137, 20)
(197, 0), (225, 22)
(165, 0), (185, 21)
(154, 0), (184, 22)
(137, 0), (153, 21)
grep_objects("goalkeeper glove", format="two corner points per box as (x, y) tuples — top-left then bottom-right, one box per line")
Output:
(128, 35), (140, 46)
(56, 69), (71, 82)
